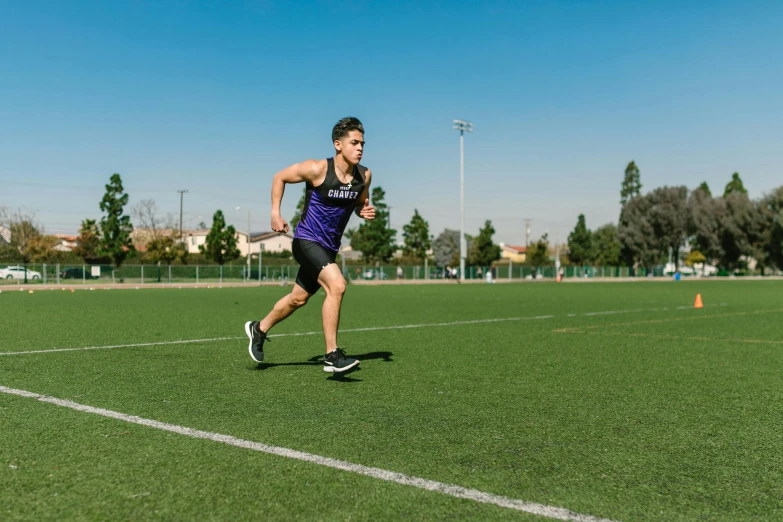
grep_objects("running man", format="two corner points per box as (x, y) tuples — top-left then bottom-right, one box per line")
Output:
(245, 117), (375, 373)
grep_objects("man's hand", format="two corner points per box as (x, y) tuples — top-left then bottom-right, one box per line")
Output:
(359, 199), (375, 220)
(271, 214), (290, 233)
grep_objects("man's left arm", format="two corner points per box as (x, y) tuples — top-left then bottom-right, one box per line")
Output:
(354, 169), (375, 220)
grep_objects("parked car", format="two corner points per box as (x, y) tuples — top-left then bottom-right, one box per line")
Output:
(0, 265), (42, 280)
(60, 267), (95, 280)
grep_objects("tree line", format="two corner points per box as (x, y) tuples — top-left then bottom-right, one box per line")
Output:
(1, 173), (250, 269)
(17, 164), (774, 275)
(563, 162), (783, 272)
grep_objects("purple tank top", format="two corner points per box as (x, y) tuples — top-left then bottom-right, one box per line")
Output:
(294, 158), (367, 252)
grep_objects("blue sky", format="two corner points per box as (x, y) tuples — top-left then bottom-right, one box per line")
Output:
(1, 1), (781, 246)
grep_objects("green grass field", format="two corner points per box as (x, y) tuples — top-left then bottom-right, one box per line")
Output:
(2, 281), (783, 521)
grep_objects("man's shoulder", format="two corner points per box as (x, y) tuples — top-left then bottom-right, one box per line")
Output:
(289, 158), (328, 181)
(357, 164), (372, 178)
(305, 158), (329, 173)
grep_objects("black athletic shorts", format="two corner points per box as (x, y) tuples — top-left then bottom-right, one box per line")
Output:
(292, 238), (337, 294)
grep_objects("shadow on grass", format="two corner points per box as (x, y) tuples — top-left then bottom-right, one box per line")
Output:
(251, 351), (393, 382)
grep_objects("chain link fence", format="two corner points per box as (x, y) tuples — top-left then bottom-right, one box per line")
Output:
(0, 262), (691, 286)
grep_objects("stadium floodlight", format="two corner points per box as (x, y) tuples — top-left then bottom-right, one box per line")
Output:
(236, 207), (252, 280)
(453, 120), (473, 281)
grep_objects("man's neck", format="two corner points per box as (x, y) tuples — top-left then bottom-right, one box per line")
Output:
(333, 154), (354, 175)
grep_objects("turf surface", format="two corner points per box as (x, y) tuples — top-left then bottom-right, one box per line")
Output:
(2, 281), (782, 520)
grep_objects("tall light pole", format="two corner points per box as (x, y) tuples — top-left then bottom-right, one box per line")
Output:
(453, 119), (473, 281)
(236, 207), (251, 279)
(177, 189), (188, 241)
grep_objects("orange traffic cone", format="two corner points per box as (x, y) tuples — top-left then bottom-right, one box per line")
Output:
(694, 294), (704, 309)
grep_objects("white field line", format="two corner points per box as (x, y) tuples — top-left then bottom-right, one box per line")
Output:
(1, 303), (728, 357)
(0, 385), (616, 522)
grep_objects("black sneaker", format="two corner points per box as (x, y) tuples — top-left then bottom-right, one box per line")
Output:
(323, 348), (360, 373)
(244, 321), (270, 362)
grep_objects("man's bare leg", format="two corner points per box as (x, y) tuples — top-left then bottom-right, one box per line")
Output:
(317, 264), (346, 353)
(317, 265), (359, 373)
(259, 283), (311, 333)
(246, 283), (311, 363)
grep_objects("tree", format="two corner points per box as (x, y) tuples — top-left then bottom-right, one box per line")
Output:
(133, 199), (176, 242)
(146, 236), (188, 266)
(618, 194), (660, 270)
(432, 229), (460, 268)
(0, 208), (42, 283)
(27, 235), (63, 264)
(749, 199), (774, 273)
(685, 250), (706, 267)
(200, 210), (241, 265)
(402, 209), (431, 262)
(468, 220), (501, 266)
(765, 186), (783, 270)
(350, 186), (396, 262)
(723, 172), (748, 198)
(698, 182), (712, 197)
(146, 236), (189, 281)
(592, 224), (621, 266)
(74, 219), (106, 263)
(717, 192), (760, 270)
(98, 173), (134, 267)
(567, 214), (593, 265)
(620, 161), (642, 205)
(527, 234), (551, 268)
(648, 186), (689, 269)
(688, 186), (724, 265)
(132, 199), (183, 265)
(290, 187), (307, 232)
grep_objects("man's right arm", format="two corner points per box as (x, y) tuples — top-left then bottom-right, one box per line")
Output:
(270, 160), (324, 233)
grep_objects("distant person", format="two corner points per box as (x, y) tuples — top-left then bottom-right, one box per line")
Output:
(396, 265), (403, 279)
(244, 117), (375, 374)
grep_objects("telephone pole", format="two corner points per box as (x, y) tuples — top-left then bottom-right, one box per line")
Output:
(524, 218), (534, 247)
(177, 190), (189, 241)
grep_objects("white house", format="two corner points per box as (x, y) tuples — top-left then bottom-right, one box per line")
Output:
(182, 229), (209, 254)
(134, 228), (294, 256)
(499, 243), (527, 263)
(181, 229), (293, 256)
(248, 231), (293, 255)
(53, 234), (78, 252)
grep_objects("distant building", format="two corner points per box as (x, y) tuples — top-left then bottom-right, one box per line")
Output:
(499, 243), (526, 263)
(249, 231), (293, 255)
(340, 245), (363, 261)
(0, 226), (9, 246)
(53, 234), (78, 252)
(178, 229), (293, 256)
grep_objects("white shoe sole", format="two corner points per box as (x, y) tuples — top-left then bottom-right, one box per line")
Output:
(323, 360), (360, 373)
(245, 321), (263, 363)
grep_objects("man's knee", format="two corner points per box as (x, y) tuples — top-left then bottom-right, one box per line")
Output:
(324, 279), (346, 298)
(289, 292), (310, 308)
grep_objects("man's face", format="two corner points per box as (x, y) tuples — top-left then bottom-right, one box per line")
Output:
(335, 131), (364, 165)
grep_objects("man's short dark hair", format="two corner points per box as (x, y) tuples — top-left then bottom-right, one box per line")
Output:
(332, 117), (364, 142)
